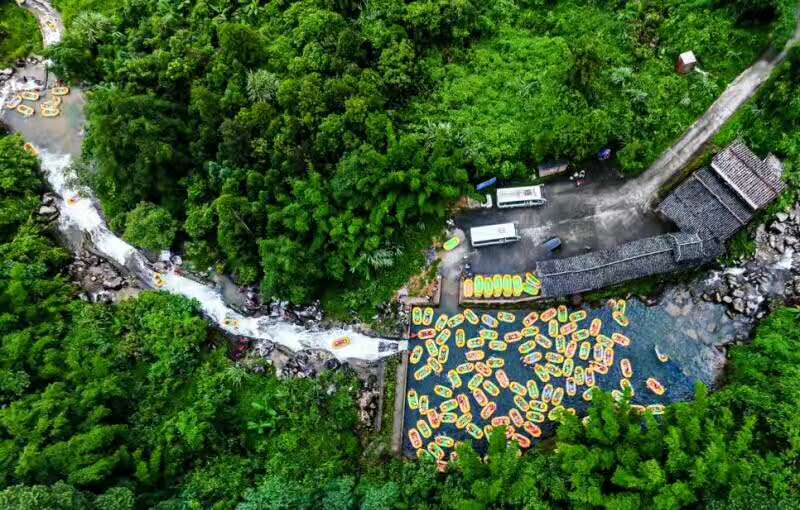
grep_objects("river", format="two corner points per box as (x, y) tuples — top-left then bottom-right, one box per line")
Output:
(0, 1), (406, 362)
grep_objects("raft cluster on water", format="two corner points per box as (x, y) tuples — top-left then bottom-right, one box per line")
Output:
(405, 301), (672, 469)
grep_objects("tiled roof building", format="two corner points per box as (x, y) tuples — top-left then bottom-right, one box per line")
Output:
(710, 140), (784, 210)
(536, 141), (783, 298)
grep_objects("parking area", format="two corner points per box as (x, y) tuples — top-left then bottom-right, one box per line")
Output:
(454, 167), (673, 276)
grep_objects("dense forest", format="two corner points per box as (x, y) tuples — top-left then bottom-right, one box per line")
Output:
(3, 0), (800, 507)
(2, 125), (800, 507)
(0, 0), (41, 67)
(45, 0), (796, 313)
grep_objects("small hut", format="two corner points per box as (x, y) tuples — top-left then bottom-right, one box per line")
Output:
(537, 160), (569, 179)
(676, 51), (697, 74)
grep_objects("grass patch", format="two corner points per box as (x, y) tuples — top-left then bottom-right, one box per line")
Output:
(0, 2), (41, 67)
(322, 221), (443, 322)
(406, 260), (440, 299)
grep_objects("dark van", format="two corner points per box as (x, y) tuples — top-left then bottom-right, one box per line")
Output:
(543, 237), (562, 251)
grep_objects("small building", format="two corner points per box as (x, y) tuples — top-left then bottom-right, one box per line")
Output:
(676, 51), (697, 74)
(496, 185), (546, 209)
(469, 223), (520, 248)
(659, 139), (784, 242)
(537, 160), (569, 179)
(534, 140), (783, 299)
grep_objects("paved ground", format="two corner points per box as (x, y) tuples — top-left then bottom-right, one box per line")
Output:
(456, 166), (672, 277)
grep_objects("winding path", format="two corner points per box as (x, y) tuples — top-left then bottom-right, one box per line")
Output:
(4, 1), (798, 363)
(628, 17), (800, 208)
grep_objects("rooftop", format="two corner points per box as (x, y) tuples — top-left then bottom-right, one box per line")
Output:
(534, 141), (783, 299)
(710, 139), (784, 209)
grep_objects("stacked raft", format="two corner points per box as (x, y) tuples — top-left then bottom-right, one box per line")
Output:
(462, 272), (542, 301)
(407, 299), (667, 470)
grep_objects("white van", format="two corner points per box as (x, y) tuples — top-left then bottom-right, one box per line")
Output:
(470, 223), (520, 248)
(496, 186), (546, 209)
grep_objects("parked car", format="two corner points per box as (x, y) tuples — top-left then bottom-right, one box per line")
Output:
(543, 237), (562, 251)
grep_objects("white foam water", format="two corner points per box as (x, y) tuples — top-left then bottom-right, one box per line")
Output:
(35, 150), (406, 362)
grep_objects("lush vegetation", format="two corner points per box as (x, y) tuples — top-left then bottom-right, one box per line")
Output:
(45, 0), (792, 313)
(2, 124), (800, 506)
(0, 1), (41, 67)
(0, 132), (367, 508)
(405, 0), (780, 179)
(52, 0), (117, 27)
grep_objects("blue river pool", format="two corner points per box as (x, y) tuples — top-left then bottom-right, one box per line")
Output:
(403, 299), (703, 459)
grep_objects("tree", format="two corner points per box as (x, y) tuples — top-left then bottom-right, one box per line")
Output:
(123, 202), (178, 251)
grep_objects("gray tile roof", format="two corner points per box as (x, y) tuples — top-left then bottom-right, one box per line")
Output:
(658, 167), (753, 242)
(711, 140), (784, 210)
(667, 231), (705, 262)
(536, 236), (681, 296)
(530, 141), (780, 299)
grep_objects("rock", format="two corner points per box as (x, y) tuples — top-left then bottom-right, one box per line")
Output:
(722, 295), (732, 304)
(38, 205), (58, 220)
(324, 358), (341, 371)
(92, 291), (113, 304)
(732, 289), (745, 298)
(732, 298), (745, 314)
(358, 389), (380, 427)
(42, 193), (56, 205)
(777, 212), (789, 222)
(102, 276), (124, 290)
(771, 222), (787, 234)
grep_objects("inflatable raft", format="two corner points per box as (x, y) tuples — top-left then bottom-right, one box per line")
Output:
(409, 345), (423, 364)
(443, 236), (460, 251)
(412, 307), (422, 325)
(40, 106), (61, 117)
(463, 308), (479, 325)
(462, 278), (473, 298)
(23, 143), (38, 156)
(434, 313), (448, 331)
(332, 336), (350, 349)
(6, 95), (21, 109)
(497, 311), (516, 323)
(473, 275), (484, 298)
(492, 275), (503, 297)
(20, 90), (40, 101)
(15, 104), (34, 117)
(512, 274), (523, 296)
(646, 377), (666, 395)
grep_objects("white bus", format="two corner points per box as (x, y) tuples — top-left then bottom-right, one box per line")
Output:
(496, 185), (546, 209)
(470, 223), (520, 248)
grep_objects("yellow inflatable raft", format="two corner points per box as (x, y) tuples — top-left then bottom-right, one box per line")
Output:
(20, 90), (40, 101)
(16, 104), (34, 117)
